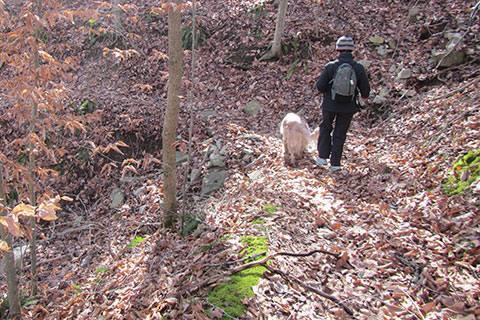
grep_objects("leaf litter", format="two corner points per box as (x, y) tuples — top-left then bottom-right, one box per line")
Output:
(1, 0), (479, 319)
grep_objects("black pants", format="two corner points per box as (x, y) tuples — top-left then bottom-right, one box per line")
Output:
(317, 109), (354, 166)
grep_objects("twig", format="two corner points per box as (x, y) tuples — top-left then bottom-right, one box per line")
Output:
(208, 251), (267, 267)
(276, 248), (340, 259)
(52, 224), (97, 238)
(186, 249), (339, 293)
(396, 254), (423, 284)
(263, 264), (355, 316)
(425, 105), (480, 147)
(430, 77), (480, 101)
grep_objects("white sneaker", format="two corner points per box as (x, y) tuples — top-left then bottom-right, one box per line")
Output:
(316, 158), (327, 165)
(330, 166), (341, 172)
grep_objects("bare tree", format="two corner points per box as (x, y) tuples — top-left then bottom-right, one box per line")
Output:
(163, 0), (183, 228)
(260, 0), (288, 61)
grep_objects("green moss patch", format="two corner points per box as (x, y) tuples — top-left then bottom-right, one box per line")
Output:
(207, 235), (267, 319)
(443, 150), (480, 196)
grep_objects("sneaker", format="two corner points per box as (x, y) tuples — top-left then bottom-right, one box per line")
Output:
(330, 166), (342, 172)
(316, 158), (327, 165)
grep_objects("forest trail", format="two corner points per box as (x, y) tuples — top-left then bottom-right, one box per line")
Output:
(1, 0), (479, 319)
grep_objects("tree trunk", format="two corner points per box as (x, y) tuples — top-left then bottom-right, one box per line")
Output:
(0, 164), (22, 319)
(28, 0), (43, 296)
(162, 0), (183, 228)
(260, 0), (288, 61)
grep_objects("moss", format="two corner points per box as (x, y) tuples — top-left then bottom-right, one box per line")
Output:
(263, 204), (280, 215)
(207, 235), (267, 319)
(442, 150), (480, 196)
(251, 218), (265, 225)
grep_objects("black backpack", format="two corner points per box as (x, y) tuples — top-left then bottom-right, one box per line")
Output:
(330, 62), (357, 102)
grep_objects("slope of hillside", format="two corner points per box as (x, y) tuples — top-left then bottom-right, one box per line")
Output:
(1, 0), (479, 319)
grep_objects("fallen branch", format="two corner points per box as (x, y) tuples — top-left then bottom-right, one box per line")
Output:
(431, 77), (480, 101)
(425, 104), (480, 147)
(396, 254), (423, 283)
(186, 248), (339, 293)
(263, 263), (355, 317)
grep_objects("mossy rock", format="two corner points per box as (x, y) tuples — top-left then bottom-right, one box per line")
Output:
(442, 150), (480, 196)
(207, 235), (267, 319)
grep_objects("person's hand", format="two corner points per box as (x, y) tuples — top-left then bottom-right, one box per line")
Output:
(357, 96), (367, 109)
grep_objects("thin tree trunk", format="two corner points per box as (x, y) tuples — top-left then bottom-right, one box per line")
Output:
(162, 0), (183, 228)
(181, 0), (197, 232)
(260, 0), (288, 61)
(0, 164), (22, 319)
(28, 0), (42, 295)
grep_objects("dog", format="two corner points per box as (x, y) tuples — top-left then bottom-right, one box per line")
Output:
(280, 113), (319, 167)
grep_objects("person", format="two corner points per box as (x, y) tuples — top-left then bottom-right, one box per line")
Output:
(315, 35), (370, 172)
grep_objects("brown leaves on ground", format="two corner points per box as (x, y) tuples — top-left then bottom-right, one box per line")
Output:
(1, 0), (479, 319)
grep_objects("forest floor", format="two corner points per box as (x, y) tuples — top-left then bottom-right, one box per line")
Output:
(1, 0), (480, 319)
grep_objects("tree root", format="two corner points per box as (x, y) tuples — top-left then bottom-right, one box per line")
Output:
(185, 248), (355, 316)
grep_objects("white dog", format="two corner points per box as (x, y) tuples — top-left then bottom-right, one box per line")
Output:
(280, 113), (319, 167)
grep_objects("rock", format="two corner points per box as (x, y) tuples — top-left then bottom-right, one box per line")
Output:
(377, 45), (389, 58)
(369, 36), (384, 45)
(241, 133), (264, 141)
(134, 186), (146, 197)
(190, 168), (201, 184)
(247, 169), (264, 181)
(176, 151), (188, 164)
(402, 89), (417, 97)
(397, 68), (412, 79)
(358, 60), (372, 68)
(373, 95), (388, 105)
(201, 170), (228, 195)
(200, 109), (217, 118)
(408, 7), (421, 22)
(388, 39), (397, 49)
(244, 99), (262, 115)
(242, 148), (254, 163)
(110, 188), (125, 208)
(431, 49), (465, 67)
(445, 32), (462, 41)
(209, 152), (226, 168)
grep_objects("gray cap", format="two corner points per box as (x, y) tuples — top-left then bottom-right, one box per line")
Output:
(336, 36), (354, 51)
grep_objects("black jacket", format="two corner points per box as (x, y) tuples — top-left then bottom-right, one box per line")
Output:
(316, 51), (370, 113)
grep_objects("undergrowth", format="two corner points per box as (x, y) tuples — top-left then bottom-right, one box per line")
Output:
(442, 149), (480, 196)
(207, 235), (268, 319)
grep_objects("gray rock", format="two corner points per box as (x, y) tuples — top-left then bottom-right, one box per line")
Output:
(377, 45), (389, 58)
(408, 7), (421, 22)
(241, 133), (264, 141)
(209, 153), (226, 168)
(445, 32), (463, 41)
(244, 100), (262, 115)
(242, 148), (254, 163)
(432, 49), (465, 67)
(134, 186), (146, 197)
(176, 151), (189, 164)
(397, 68), (413, 79)
(190, 168), (201, 184)
(358, 60), (372, 68)
(247, 169), (264, 181)
(373, 95), (388, 105)
(110, 188), (125, 208)
(200, 109), (217, 118)
(201, 170), (228, 195)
